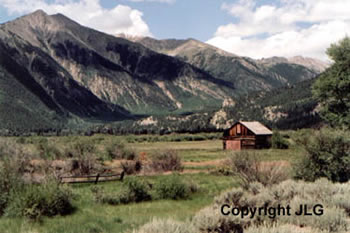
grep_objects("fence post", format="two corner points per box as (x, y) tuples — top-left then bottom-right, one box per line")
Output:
(95, 173), (100, 184)
(120, 171), (125, 181)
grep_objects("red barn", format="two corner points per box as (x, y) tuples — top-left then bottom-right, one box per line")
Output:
(223, 121), (272, 150)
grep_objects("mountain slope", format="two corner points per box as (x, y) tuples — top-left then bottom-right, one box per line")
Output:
(124, 36), (327, 94)
(128, 78), (321, 133)
(0, 12), (132, 131)
(0, 11), (326, 133)
(1, 10), (236, 116)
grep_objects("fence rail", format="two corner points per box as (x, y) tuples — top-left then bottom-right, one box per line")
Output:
(59, 172), (125, 184)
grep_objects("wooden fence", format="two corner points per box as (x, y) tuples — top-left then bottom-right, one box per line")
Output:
(59, 171), (125, 184)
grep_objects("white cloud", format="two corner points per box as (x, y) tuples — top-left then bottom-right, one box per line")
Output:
(126, 0), (175, 3)
(208, 0), (350, 61)
(0, 0), (152, 37)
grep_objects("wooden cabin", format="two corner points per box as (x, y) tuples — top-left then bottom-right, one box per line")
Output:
(223, 121), (272, 150)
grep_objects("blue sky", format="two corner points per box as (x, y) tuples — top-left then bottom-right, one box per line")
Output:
(1, 0), (349, 60)
(109, 0), (231, 41)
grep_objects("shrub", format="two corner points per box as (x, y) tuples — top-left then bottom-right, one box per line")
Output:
(106, 140), (137, 160)
(271, 131), (289, 149)
(93, 177), (152, 205)
(133, 218), (195, 233)
(36, 142), (62, 160)
(125, 177), (152, 202)
(245, 224), (328, 233)
(155, 175), (197, 200)
(213, 179), (350, 232)
(0, 159), (23, 216)
(4, 179), (74, 220)
(66, 141), (98, 175)
(137, 179), (350, 233)
(230, 151), (289, 189)
(121, 160), (142, 175)
(150, 150), (183, 172)
(91, 186), (130, 205)
(210, 162), (234, 176)
(294, 128), (350, 182)
(191, 207), (244, 233)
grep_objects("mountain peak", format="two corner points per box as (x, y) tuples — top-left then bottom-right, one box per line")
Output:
(18, 9), (51, 23)
(31, 9), (48, 17)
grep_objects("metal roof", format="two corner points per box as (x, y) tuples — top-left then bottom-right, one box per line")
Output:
(239, 121), (273, 135)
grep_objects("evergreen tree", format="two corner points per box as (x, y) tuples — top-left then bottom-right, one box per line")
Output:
(313, 37), (350, 128)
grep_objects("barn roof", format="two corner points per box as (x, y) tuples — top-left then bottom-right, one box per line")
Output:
(239, 121), (273, 135)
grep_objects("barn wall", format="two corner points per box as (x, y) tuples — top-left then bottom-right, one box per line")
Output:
(228, 123), (254, 137)
(223, 122), (272, 150)
(241, 139), (256, 149)
(225, 140), (241, 150)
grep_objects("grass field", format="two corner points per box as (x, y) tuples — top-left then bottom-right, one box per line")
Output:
(0, 133), (304, 233)
(0, 174), (237, 233)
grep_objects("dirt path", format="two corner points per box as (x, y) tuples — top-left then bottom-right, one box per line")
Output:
(183, 159), (227, 167)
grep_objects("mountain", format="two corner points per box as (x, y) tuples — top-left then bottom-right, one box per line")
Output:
(120, 35), (327, 94)
(0, 14), (131, 132)
(1, 10), (239, 119)
(128, 78), (322, 133)
(257, 56), (330, 77)
(0, 11), (326, 133)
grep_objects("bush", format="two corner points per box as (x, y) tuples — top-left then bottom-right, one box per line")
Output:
(230, 151), (289, 189)
(0, 160), (23, 216)
(150, 150), (183, 172)
(294, 128), (350, 182)
(66, 141), (98, 175)
(106, 140), (137, 160)
(93, 177), (152, 205)
(121, 160), (142, 175)
(92, 186), (130, 205)
(210, 161), (234, 176)
(93, 176), (198, 206)
(125, 177), (152, 202)
(271, 131), (289, 149)
(155, 175), (197, 200)
(133, 218), (195, 233)
(4, 179), (74, 220)
(36, 142), (62, 160)
(137, 179), (350, 233)
(191, 207), (244, 233)
(245, 224), (329, 233)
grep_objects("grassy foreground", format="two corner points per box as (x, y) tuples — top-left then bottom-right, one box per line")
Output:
(0, 132), (303, 233)
(0, 174), (237, 233)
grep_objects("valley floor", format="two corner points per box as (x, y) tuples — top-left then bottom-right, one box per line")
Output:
(0, 134), (303, 233)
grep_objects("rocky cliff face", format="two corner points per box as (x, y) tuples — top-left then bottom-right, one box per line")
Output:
(123, 36), (328, 93)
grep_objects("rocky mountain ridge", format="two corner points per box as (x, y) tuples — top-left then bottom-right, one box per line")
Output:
(119, 35), (328, 94)
(0, 11), (328, 133)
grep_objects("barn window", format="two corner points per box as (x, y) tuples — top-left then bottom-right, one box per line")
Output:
(237, 124), (241, 134)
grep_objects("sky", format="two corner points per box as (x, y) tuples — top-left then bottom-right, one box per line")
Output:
(0, 0), (349, 61)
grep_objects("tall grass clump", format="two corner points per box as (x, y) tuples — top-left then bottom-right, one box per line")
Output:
(4, 179), (74, 220)
(294, 128), (350, 182)
(36, 142), (62, 160)
(93, 177), (152, 205)
(106, 140), (137, 160)
(65, 140), (98, 175)
(155, 175), (198, 200)
(0, 138), (75, 221)
(133, 218), (195, 233)
(230, 151), (290, 189)
(93, 175), (198, 205)
(0, 159), (23, 216)
(150, 150), (183, 172)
